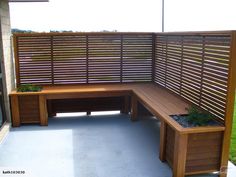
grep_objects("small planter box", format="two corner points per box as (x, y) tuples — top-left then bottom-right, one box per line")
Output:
(160, 116), (225, 176)
(10, 94), (41, 126)
(10, 93), (47, 127)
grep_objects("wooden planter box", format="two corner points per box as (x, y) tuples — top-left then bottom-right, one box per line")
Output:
(161, 120), (224, 176)
(10, 95), (41, 125)
(10, 94), (47, 127)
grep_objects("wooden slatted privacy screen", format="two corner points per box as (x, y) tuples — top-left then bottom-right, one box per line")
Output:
(155, 32), (231, 120)
(14, 31), (234, 120)
(15, 33), (153, 85)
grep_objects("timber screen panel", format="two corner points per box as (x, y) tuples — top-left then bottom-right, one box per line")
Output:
(122, 34), (153, 82)
(53, 35), (87, 84)
(155, 33), (231, 120)
(14, 33), (153, 85)
(87, 34), (121, 83)
(17, 36), (52, 84)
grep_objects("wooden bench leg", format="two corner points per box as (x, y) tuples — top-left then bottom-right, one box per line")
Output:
(10, 95), (21, 127)
(131, 95), (138, 121)
(159, 120), (167, 161)
(172, 132), (188, 177)
(121, 95), (129, 114)
(39, 95), (48, 126)
(47, 100), (56, 117)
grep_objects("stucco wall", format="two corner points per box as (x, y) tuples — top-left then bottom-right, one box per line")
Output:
(0, 0), (14, 122)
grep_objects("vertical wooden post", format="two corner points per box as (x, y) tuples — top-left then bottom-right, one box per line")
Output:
(172, 132), (188, 177)
(131, 95), (138, 121)
(159, 120), (167, 161)
(50, 35), (54, 85)
(86, 35), (89, 83)
(120, 34), (123, 83)
(39, 95), (48, 126)
(10, 95), (20, 127)
(219, 31), (236, 177)
(47, 99), (52, 117)
(13, 35), (20, 87)
(152, 33), (156, 82)
(121, 95), (129, 114)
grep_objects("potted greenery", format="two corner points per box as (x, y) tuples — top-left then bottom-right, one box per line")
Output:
(17, 84), (42, 92)
(164, 106), (224, 175)
(171, 106), (221, 127)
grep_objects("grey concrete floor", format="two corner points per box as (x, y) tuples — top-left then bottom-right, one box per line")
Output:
(0, 114), (222, 177)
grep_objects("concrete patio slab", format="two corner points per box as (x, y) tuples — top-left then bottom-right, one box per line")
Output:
(0, 114), (233, 177)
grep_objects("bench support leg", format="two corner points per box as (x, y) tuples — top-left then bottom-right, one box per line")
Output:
(159, 120), (167, 161)
(172, 132), (188, 177)
(47, 100), (56, 117)
(131, 95), (138, 121)
(39, 95), (48, 126)
(121, 95), (129, 114)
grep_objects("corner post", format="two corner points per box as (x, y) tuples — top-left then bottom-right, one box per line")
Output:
(10, 95), (20, 127)
(172, 132), (188, 177)
(219, 31), (236, 177)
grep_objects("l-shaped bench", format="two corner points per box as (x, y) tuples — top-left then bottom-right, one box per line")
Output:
(10, 83), (190, 126)
(10, 83), (225, 177)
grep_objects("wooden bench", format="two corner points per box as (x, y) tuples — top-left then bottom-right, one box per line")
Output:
(9, 83), (225, 177)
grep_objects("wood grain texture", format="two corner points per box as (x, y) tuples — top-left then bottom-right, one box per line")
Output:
(166, 125), (223, 176)
(18, 95), (40, 123)
(172, 132), (188, 177)
(39, 95), (47, 126)
(186, 132), (223, 174)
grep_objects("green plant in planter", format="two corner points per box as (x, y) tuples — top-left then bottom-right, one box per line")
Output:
(17, 84), (42, 92)
(186, 106), (214, 126)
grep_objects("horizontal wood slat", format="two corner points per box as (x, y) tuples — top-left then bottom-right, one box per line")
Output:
(15, 33), (153, 85)
(155, 34), (231, 120)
